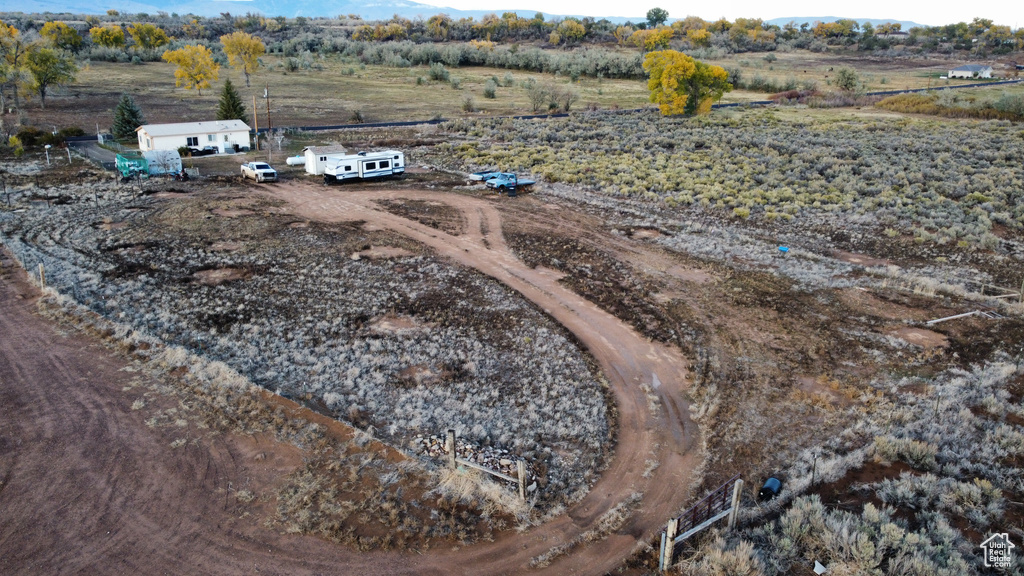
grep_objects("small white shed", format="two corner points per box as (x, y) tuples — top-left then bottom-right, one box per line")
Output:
(302, 145), (350, 175)
(136, 120), (251, 154)
(948, 64), (993, 79)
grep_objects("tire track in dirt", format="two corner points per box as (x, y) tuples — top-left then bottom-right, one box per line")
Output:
(267, 183), (702, 575)
(0, 253), (411, 575)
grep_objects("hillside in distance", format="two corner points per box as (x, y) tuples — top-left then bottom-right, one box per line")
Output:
(6, 0), (614, 21)
(6, 0), (926, 28)
(766, 16), (925, 29)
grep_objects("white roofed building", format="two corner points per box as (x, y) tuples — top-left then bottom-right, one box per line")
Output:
(948, 64), (993, 79)
(136, 120), (251, 153)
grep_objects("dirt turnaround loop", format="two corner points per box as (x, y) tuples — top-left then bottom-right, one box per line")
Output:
(266, 183), (701, 574)
(0, 183), (700, 575)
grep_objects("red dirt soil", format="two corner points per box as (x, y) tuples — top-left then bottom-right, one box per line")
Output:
(0, 252), (413, 575)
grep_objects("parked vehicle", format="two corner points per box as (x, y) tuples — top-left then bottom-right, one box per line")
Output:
(241, 161), (278, 182)
(484, 173), (535, 196)
(188, 146), (218, 157)
(469, 170), (502, 181)
(323, 150), (404, 184)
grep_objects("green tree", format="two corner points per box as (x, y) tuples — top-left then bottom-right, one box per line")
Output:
(216, 78), (248, 123)
(40, 21), (83, 52)
(112, 92), (145, 140)
(24, 46), (76, 109)
(643, 49), (731, 116)
(162, 44), (220, 95)
(646, 7), (669, 28)
(220, 31), (264, 87)
(835, 67), (859, 91)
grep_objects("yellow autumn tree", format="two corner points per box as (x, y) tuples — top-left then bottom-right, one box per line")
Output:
(1, 20), (29, 109)
(89, 25), (125, 48)
(220, 31), (264, 87)
(687, 28), (711, 48)
(642, 50), (731, 116)
(40, 21), (83, 52)
(127, 23), (169, 50)
(630, 26), (674, 52)
(162, 44), (220, 95)
(557, 19), (586, 44)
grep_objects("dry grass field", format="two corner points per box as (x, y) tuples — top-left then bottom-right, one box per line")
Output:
(13, 49), (1019, 134)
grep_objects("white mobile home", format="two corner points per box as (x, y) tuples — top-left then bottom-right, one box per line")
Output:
(136, 120), (251, 154)
(948, 64), (993, 79)
(323, 150), (405, 184)
(301, 145), (349, 175)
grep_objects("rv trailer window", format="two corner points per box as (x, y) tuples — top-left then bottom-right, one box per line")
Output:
(365, 162), (376, 170)
(320, 156), (326, 162)
(380, 160), (390, 169)
(345, 165), (352, 171)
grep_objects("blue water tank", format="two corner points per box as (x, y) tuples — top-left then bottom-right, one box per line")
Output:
(759, 477), (782, 501)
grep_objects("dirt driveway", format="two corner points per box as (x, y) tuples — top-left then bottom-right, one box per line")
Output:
(264, 182), (701, 574)
(0, 181), (699, 575)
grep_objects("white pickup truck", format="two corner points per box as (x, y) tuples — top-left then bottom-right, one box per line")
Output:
(240, 161), (278, 182)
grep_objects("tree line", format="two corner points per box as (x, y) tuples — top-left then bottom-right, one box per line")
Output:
(1, 9), (1021, 60)
(1, 16), (265, 114)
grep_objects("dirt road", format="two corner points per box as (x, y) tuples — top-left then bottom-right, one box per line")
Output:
(267, 183), (700, 574)
(0, 250), (419, 575)
(0, 183), (699, 575)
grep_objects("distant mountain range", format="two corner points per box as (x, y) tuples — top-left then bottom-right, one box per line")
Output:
(3, 0), (929, 30)
(5, 0), (590, 21)
(765, 17), (925, 30)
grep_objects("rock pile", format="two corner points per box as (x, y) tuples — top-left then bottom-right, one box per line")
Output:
(415, 433), (537, 490)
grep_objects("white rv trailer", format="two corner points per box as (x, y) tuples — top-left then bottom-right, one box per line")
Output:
(323, 150), (405, 184)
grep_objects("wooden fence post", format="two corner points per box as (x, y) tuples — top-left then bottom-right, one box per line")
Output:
(38, 263), (45, 288)
(728, 479), (743, 530)
(446, 429), (456, 469)
(660, 517), (679, 572)
(517, 460), (527, 501)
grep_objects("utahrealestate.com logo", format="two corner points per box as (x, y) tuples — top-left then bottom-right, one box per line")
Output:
(980, 533), (1015, 569)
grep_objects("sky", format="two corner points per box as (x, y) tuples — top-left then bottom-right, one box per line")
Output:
(413, 0), (1019, 28)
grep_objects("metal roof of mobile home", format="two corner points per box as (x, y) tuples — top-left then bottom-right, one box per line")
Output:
(136, 120), (251, 137)
(950, 64), (992, 72)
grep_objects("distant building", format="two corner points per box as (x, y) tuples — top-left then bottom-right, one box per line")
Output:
(136, 120), (251, 153)
(948, 64), (993, 79)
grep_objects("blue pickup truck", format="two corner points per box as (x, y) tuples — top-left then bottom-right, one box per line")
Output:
(484, 173), (535, 197)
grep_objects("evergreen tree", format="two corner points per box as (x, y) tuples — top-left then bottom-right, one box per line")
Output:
(216, 78), (248, 124)
(111, 93), (144, 140)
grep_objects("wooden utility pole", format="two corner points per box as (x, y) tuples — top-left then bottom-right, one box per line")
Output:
(265, 84), (272, 161)
(252, 94), (259, 151)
